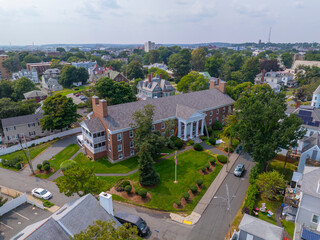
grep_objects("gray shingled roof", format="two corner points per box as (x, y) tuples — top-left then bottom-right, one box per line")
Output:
(83, 118), (105, 132)
(23, 90), (47, 99)
(175, 104), (198, 120)
(239, 214), (283, 240)
(100, 88), (234, 131)
(301, 132), (320, 153)
(300, 167), (320, 199)
(1, 112), (42, 128)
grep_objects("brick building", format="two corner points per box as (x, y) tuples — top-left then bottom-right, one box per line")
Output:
(80, 79), (234, 161)
(0, 54), (11, 79)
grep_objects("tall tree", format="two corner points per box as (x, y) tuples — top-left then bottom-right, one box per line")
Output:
(56, 166), (105, 197)
(148, 67), (170, 80)
(256, 171), (286, 201)
(281, 52), (294, 68)
(259, 59), (280, 72)
(73, 220), (138, 240)
(59, 65), (88, 88)
(56, 47), (66, 53)
(168, 49), (191, 79)
(158, 46), (173, 64)
(230, 84), (306, 165)
(2, 56), (21, 73)
(126, 60), (144, 80)
(94, 77), (136, 105)
(205, 54), (223, 77)
(241, 57), (260, 83)
(11, 77), (36, 101)
(177, 71), (208, 93)
(191, 48), (206, 71)
(149, 50), (160, 64)
(41, 94), (80, 131)
(105, 60), (125, 72)
(0, 80), (14, 99)
(50, 59), (63, 69)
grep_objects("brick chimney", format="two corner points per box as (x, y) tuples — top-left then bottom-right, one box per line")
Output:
(296, 100), (301, 109)
(148, 73), (152, 83)
(209, 78), (226, 94)
(159, 73), (163, 79)
(92, 96), (108, 118)
(261, 69), (266, 83)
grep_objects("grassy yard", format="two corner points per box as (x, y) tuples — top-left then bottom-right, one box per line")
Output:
(49, 144), (80, 172)
(100, 150), (223, 213)
(281, 220), (295, 238)
(53, 86), (90, 96)
(268, 159), (297, 181)
(73, 153), (139, 174)
(254, 195), (282, 225)
(0, 141), (55, 170)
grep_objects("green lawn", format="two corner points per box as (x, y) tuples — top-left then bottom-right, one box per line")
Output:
(268, 159), (296, 181)
(100, 150), (223, 213)
(255, 195), (282, 225)
(73, 153), (139, 174)
(49, 144), (80, 171)
(281, 220), (295, 238)
(53, 86), (90, 96)
(0, 141), (55, 171)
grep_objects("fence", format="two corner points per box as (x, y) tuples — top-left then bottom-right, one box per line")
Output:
(0, 128), (81, 156)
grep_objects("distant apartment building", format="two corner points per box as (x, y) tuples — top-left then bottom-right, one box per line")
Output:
(144, 41), (156, 52)
(72, 61), (97, 71)
(0, 54), (11, 79)
(12, 68), (39, 84)
(26, 62), (70, 75)
(41, 68), (63, 91)
(136, 73), (175, 100)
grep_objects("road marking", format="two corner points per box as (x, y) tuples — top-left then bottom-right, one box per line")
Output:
(0, 222), (13, 229)
(12, 211), (30, 220)
(183, 220), (192, 225)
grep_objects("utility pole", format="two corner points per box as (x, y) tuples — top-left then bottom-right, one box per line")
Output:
(18, 134), (35, 175)
(226, 137), (232, 173)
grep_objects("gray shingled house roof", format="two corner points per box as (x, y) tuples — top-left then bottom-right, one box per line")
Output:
(99, 88), (234, 132)
(239, 214), (284, 240)
(15, 194), (120, 240)
(83, 118), (105, 132)
(23, 90), (47, 99)
(301, 132), (320, 153)
(1, 112), (43, 128)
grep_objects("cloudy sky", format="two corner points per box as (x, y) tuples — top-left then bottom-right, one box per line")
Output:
(0, 0), (317, 45)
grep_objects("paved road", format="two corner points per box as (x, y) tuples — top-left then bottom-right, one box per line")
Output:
(21, 135), (77, 176)
(188, 152), (254, 240)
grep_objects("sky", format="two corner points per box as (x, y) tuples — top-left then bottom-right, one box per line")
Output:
(0, 0), (318, 45)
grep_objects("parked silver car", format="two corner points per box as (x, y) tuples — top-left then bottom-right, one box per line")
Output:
(234, 163), (245, 177)
(31, 188), (52, 200)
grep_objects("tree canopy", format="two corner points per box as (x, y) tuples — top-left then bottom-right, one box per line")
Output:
(41, 94), (80, 131)
(281, 52), (293, 68)
(241, 57), (260, 83)
(11, 77), (37, 101)
(177, 71), (209, 93)
(59, 65), (89, 88)
(191, 48), (207, 71)
(205, 54), (223, 77)
(94, 77), (136, 105)
(168, 49), (191, 79)
(126, 60), (144, 80)
(148, 67), (170, 80)
(256, 171), (286, 200)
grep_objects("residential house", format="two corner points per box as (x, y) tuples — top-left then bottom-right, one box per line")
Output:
(146, 63), (168, 71)
(41, 68), (63, 91)
(92, 69), (129, 83)
(13, 193), (119, 240)
(255, 70), (296, 88)
(72, 61), (97, 70)
(311, 85), (320, 108)
(12, 68), (39, 84)
(0, 54), (10, 79)
(231, 214), (284, 240)
(136, 73), (175, 100)
(101, 55), (112, 61)
(292, 166), (320, 239)
(23, 90), (47, 103)
(1, 112), (50, 144)
(80, 80), (233, 161)
(292, 104), (320, 137)
(26, 62), (70, 75)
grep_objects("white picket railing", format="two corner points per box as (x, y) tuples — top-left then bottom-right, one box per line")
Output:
(0, 128), (81, 156)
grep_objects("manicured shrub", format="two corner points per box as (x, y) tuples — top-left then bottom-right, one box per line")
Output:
(190, 185), (198, 194)
(138, 189), (148, 198)
(43, 160), (50, 166)
(37, 164), (42, 170)
(124, 185), (132, 194)
(43, 200), (54, 208)
(186, 140), (194, 146)
(170, 136), (179, 142)
(205, 163), (210, 170)
(232, 139), (240, 148)
(194, 143), (203, 151)
(174, 139), (183, 149)
(119, 180), (130, 189)
(15, 162), (22, 170)
(2, 157), (22, 169)
(60, 160), (77, 171)
(134, 188), (140, 195)
(43, 164), (51, 171)
(209, 158), (216, 165)
(200, 136), (208, 141)
(209, 137), (216, 145)
(217, 155), (227, 164)
(212, 121), (223, 130)
(249, 163), (265, 184)
(204, 127), (213, 136)
(201, 166), (207, 173)
(224, 147), (234, 153)
(244, 183), (259, 213)
(182, 192), (189, 200)
(196, 179), (203, 186)
(175, 200), (181, 206)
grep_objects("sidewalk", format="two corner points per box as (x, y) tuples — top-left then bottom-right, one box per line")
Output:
(170, 146), (240, 225)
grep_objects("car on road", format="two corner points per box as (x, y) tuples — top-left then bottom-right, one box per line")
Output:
(114, 211), (150, 237)
(31, 188), (52, 200)
(234, 163), (245, 177)
(75, 93), (80, 97)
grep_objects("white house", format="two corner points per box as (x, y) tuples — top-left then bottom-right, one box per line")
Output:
(12, 68), (38, 84)
(312, 85), (320, 108)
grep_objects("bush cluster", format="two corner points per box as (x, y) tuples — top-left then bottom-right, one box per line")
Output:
(174, 138), (183, 149)
(194, 143), (203, 151)
(224, 147), (234, 153)
(196, 178), (203, 186)
(60, 160), (76, 172)
(2, 156), (23, 170)
(232, 139), (240, 148)
(124, 185), (132, 193)
(212, 121), (223, 130)
(190, 185), (198, 194)
(244, 183), (259, 213)
(182, 192), (189, 200)
(201, 166), (207, 173)
(217, 155), (227, 164)
(205, 163), (210, 170)
(204, 127), (213, 136)
(175, 200), (181, 206)
(209, 137), (216, 145)
(138, 189), (148, 198)
(119, 180), (131, 189)
(186, 140), (194, 146)
(249, 163), (265, 184)
(209, 158), (216, 165)
(43, 200), (54, 208)
(200, 136), (208, 141)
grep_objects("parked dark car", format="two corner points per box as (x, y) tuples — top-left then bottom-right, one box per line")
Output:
(114, 211), (150, 237)
(234, 163), (245, 177)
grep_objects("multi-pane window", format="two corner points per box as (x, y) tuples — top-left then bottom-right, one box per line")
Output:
(129, 130), (133, 138)
(130, 141), (134, 148)
(152, 125), (155, 131)
(117, 133), (122, 141)
(210, 110), (213, 116)
(118, 154), (123, 160)
(28, 123), (35, 127)
(161, 122), (165, 129)
(118, 144), (122, 152)
(312, 214), (319, 224)
(130, 150), (134, 156)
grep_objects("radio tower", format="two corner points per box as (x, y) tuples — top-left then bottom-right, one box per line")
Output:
(268, 27), (272, 43)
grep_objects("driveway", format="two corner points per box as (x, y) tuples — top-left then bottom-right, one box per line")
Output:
(20, 135), (77, 176)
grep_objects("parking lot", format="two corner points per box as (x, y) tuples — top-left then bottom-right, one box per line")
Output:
(66, 93), (87, 105)
(0, 203), (51, 240)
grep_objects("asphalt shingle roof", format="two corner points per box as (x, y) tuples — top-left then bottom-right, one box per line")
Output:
(23, 90), (47, 99)
(1, 112), (43, 128)
(83, 118), (105, 132)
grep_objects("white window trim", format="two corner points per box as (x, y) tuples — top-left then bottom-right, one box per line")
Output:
(152, 125), (155, 132)
(107, 133), (110, 141)
(161, 122), (165, 129)
(117, 133), (122, 141)
(130, 150), (134, 156)
(118, 154), (123, 160)
(130, 141), (134, 148)
(312, 214), (319, 224)
(210, 110), (213, 116)
(129, 130), (133, 138)
(108, 144), (111, 152)
(118, 144), (122, 152)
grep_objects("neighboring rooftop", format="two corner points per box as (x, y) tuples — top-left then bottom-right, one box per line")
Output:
(301, 166), (320, 198)
(292, 60), (320, 70)
(82, 117), (105, 133)
(1, 112), (43, 128)
(238, 214), (284, 240)
(23, 90), (47, 99)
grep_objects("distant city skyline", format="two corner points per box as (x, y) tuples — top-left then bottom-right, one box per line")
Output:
(0, 0), (318, 45)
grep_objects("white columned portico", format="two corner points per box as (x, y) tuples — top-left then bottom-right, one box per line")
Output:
(183, 122), (187, 141)
(201, 118), (204, 135)
(178, 121), (181, 138)
(190, 122), (193, 139)
(196, 120), (199, 137)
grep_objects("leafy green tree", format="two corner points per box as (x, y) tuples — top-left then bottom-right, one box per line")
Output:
(73, 220), (138, 240)
(281, 52), (294, 68)
(241, 57), (260, 83)
(1, 56), (21, 72)
(59, 65), (89, 88)
(12, 77), (36, 101)
(256, 171), (286, 200)
(90, 55), (106, 66)
(127, 60), (144, 80)
(148, 67), (170, 80)
(177, 71), (208, 93)
(294, 86), (308, 101)
(168, 49), (191, 78)
(259, 59), (280, 72)
(128, 54), (143, 64)
(56, 47), (66, 53)
(149, 50), (160, 64)
(222, 53), (245, 81)
(158, 46), (173, 64)
(230, 84), (306, 166)
(142, 53), (150, 65)
(94, 77), (136, 105)
(69, 47), (80, 52)
(50, 59), (63, 69)
(257, 51), (267, 59)
(23, 54), (41, 63)
(41, 95), (80, 131)
(0, 80), (14, 99)
(225, 82), (253, 100)
(105, 60), (125, 72)
(56, 166), (105, 197)
(191, 48), (207, 71)
(205, 54), (223, 77)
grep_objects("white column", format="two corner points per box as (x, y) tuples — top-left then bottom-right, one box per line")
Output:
(201, 119), (204, 135)
(196, 120), (199, 137)
(178, 121), (181, 138)
(190, 122), (193, 139)
(184, 122), (187, 141)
